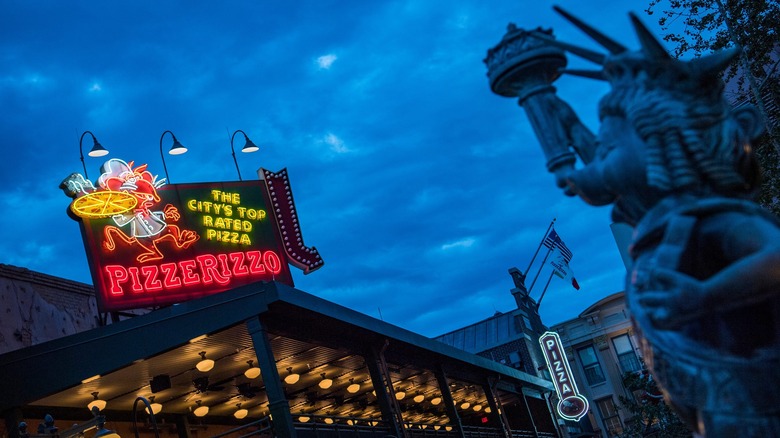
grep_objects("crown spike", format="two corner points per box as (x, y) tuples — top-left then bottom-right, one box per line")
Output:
(553, 5), (627, 55)
(689, 46), (741, 75)
(559, 68), (607, 81)
(629, 13), (670, 60)
(529, 32), (606, 65)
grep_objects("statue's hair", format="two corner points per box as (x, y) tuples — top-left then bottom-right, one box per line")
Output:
(598, 61), (758, 196)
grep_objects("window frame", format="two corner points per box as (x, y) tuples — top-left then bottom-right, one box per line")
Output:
(577, 345), (606, 386)
(612, 334), (641, 373)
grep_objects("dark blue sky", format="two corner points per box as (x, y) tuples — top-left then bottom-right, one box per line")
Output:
(1, 1), (667, 336)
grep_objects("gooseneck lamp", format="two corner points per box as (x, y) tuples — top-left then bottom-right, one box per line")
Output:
(229, 129), (259, 181)
(79, 131), (109, 180)
(159, 130), (187, 184)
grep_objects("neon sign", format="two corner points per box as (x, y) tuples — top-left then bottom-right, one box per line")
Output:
(539, 331), (589, 421)
(61, 158), (322, 312)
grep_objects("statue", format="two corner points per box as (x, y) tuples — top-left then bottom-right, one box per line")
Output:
(485, 7), (780, 436)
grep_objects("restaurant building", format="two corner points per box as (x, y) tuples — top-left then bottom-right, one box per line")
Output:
(0, 160), (560, 438)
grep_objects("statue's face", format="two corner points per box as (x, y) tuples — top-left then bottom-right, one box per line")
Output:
(595, 115), (646, 188)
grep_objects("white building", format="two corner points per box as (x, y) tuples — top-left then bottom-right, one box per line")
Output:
(549, 292), (643, 437)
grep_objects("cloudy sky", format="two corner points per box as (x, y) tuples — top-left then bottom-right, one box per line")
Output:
(1, 1), (670, 337)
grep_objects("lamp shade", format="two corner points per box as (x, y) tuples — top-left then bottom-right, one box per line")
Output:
(242, 137), (260, 153)
(430, 397), (442, 406)
(318, 373), (333, 389)
(347, 380), (360, 394)
(88, 392), (106, 412)
(460, 402), (470, 410)
(395, 391), (406, 400)
(88, 139), (109, 157)
(473, 404), (482, 411)
(413, 394), (425, 403)
(284, 367), (299, 384)
(148, 402), (163, 415)
(193, 404), (209, 417)
(234, 404), (248, 419)
(298, 415), (311, 423)
(168, 138), (188, 155)
(244, 360), (261, 379)
(196, 352), (214, 372)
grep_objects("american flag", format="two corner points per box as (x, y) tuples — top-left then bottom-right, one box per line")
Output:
(542, 229), (573, 263)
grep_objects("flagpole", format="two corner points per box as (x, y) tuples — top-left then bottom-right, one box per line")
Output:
(535, 270), (556, 309)
(528, 246), (553, 293)
(525, 218), (556, 276)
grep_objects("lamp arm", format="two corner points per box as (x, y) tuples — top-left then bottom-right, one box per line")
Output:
(159, 130), (173, 184)
(133, 396), (159, 438)
(79, 131), (96, 179)
(230, 130), (246, 181)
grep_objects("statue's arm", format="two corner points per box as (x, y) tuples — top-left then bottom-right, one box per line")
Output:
(639, 216), (780, 328)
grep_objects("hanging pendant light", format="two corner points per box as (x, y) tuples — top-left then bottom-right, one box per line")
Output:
(234, 403), (248, 419)
(146, 396), (163, 415)
(87, 392), (107, 412)
(484, 406), (492, 413)
(193, 400), (209, 417)
(244, 360), (261, 379)
(347, 378), (361, 394)
(395, 390), (406, 400)
(318, 373), (333, 389)
(473, 404), (482, 411)
(460, 402), (470, 410)
(413, 392), (425, 403)
(430, 396), (442, 406)
(284, 367), (300, 384)
(196, 351), (214, 372)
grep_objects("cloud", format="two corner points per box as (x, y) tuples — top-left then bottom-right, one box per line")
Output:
(323, 132), (349, 153)
(316, 54), (338, 70)
(441, 238), (475, 251)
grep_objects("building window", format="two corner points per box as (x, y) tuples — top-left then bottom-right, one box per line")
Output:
(595, 397), (623, 436)
(577, 346), (606, 385)
(612, 334), (641, 373)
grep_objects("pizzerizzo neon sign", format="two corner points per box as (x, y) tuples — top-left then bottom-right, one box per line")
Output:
(539, 331), (589, 421)
(61, 158), (319, 312)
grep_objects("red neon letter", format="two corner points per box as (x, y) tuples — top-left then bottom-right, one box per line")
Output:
(229, 252), (250, 277)
(246, 250), (266, 274)
(104, 265), (129, 296)
(196, 254), (230, 286)
(160, 262), (182, 289)
(179, 260), (201, 286)
(264, 251), (282, 274)
(127, 267), (144, 294)
(141, 265), (164, 293)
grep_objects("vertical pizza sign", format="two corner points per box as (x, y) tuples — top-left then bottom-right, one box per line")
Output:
(61, 158), (323, 312)
(539, 331), (589, 422)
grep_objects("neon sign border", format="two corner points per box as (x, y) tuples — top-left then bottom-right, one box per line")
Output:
(539, 330), (590, 422)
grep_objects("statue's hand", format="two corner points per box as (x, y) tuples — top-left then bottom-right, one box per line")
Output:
(638, 268), (707, 329)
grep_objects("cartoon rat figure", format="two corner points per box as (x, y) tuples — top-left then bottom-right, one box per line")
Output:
(98, 158), (198, 263)
(486, 8), (780, 436)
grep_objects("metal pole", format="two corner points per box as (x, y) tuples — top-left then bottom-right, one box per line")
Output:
(525, 218), (556, 276)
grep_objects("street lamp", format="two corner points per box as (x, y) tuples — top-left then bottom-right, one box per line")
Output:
(79, 131), (109, 180)
(159, 130), (187, 184)
(229, 129), (259, 181)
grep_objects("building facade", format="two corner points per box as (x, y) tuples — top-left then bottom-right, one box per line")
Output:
(0, 264), (561, 438)
(548, 292), (643, 437)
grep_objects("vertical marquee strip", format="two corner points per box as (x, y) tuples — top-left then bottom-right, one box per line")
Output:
(262, 168), (324, 274)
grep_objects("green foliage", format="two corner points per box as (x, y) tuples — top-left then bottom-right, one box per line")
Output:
(645, 0), (780, 214)
(615, 370), (691, 438)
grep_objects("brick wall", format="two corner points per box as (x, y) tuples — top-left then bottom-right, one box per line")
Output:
(0, 264), (99, 354)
